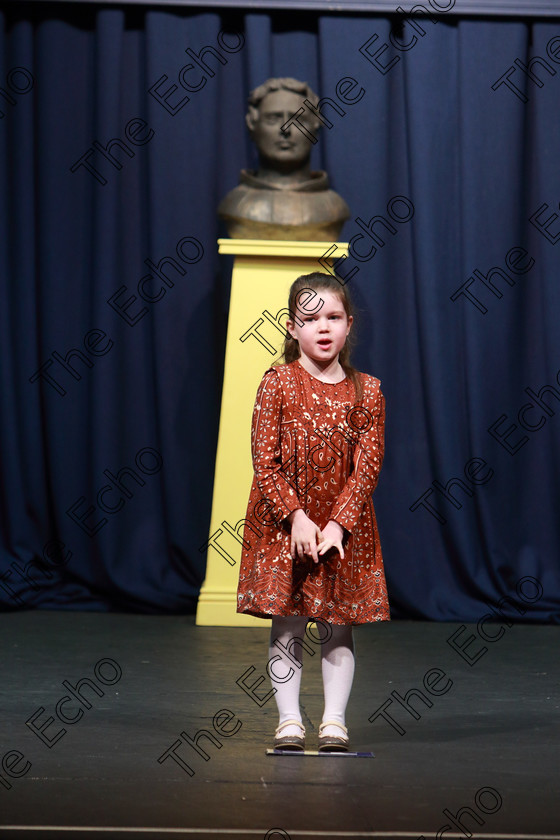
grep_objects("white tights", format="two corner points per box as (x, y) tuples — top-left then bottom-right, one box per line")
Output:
(268, 615), (355, 737)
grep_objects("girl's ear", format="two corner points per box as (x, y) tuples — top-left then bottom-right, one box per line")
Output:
(346, 314), (354, 335)
(285, 319), (298, 340)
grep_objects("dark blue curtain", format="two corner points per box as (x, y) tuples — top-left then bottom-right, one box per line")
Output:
(1, 3), (559, 619)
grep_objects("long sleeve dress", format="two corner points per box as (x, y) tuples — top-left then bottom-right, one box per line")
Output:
(236, 359), (390, 625)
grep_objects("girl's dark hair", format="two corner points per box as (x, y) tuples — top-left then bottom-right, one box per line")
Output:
(278, 271), (363, 402)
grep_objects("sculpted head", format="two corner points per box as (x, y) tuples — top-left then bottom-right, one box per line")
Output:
(246, 78), (322, 175)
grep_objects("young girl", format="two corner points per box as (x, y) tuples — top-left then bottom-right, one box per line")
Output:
(237, 271), (390, 751)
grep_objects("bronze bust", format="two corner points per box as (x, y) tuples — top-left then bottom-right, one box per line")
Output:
(218, 78), (350, 241)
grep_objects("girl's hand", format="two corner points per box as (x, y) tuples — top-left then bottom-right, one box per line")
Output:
(317, 520), (345, 559)
(287, 509), (323, 563)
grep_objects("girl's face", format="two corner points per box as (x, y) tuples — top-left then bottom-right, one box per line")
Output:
(286, 290), (353, 368)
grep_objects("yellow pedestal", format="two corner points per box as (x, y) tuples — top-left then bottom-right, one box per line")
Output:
(196, 239), (349, 626)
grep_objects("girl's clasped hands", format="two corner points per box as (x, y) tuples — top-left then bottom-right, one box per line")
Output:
(287, 508), (345, 563)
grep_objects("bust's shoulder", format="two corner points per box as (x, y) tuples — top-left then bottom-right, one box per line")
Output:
(217, 172), (350, 239)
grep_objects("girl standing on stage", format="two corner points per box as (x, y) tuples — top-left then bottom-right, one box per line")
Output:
(237, 272), (390, 751)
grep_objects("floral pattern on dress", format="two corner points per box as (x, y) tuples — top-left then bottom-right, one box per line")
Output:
(236, 359), (390, 625)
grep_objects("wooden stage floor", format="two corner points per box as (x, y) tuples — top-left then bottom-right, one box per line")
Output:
(0, 611), (558, 839)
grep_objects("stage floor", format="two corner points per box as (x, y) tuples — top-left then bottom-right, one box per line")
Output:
(0, 611), (558, 839)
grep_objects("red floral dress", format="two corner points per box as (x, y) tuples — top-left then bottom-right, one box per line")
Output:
(236, 359), (390, 625)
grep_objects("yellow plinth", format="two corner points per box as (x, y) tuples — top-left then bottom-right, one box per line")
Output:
(196, 239), (349, 626)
